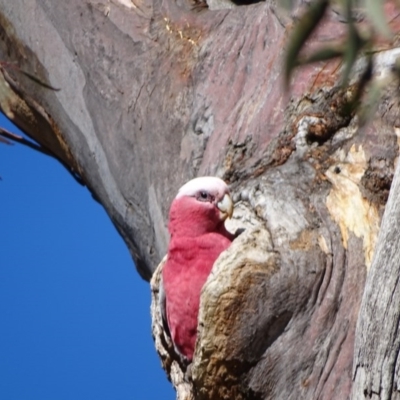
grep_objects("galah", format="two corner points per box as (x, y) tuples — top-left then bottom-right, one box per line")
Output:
(162, 176), (234, 361)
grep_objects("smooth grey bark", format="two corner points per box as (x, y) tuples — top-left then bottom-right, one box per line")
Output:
(0, 0), (291, 280)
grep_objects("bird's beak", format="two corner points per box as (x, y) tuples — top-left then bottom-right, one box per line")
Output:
(217, 193), (234, 220)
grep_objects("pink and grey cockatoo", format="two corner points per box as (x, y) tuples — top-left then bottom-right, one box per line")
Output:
(162, 177), (235, 361)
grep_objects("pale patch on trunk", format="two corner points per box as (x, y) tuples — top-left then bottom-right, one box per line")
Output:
(394, 127), (400, 153)
(318, 234), (330, 255)
(111, 0), (136, 9)
(325, 144), (379, 268)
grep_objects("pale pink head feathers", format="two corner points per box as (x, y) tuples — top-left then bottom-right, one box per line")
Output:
(168, 177), (233, 237)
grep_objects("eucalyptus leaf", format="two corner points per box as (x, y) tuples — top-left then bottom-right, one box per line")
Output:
(283, 0), (329, 87)
(297, 46), (344, 65)
(342, 52), (373, 117)
(365, 0), (392, 38)
(279, 0), (295, 11)
(341, 0), (366, 86)
(358, 79), (383, 126)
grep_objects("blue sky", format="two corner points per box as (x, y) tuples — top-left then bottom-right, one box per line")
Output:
(0, 114), (174, 399)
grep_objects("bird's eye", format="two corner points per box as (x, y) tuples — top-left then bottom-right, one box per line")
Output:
(198, 191), (210, 201)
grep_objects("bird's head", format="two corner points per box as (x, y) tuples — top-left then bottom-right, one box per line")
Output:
(168, 177), (234, 237)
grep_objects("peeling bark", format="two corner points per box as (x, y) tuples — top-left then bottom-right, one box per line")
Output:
(352, 131), (400, 400)
(2, 1), (400, 399)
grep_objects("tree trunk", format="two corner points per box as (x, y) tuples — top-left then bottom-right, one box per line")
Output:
(352, 144), (400, 400)
(1, 1), (400, 399)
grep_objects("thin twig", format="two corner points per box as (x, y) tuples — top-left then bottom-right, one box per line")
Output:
(0, 127), (53, 155)
(0, 127), (85, 186)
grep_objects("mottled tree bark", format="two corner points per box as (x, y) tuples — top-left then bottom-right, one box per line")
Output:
(352, 132), (400, 399)
(1, 1), (400, 399)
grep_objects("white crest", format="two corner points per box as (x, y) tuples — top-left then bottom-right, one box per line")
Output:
(176, 176), (229, 199)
